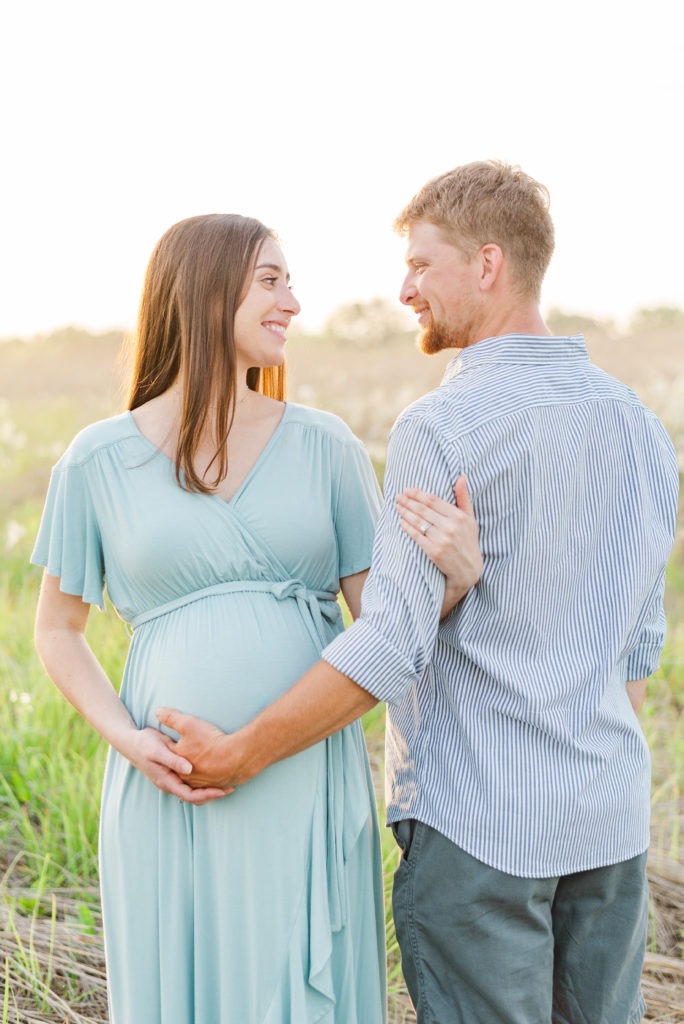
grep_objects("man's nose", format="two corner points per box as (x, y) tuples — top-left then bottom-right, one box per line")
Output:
(399, 273), (417, 306)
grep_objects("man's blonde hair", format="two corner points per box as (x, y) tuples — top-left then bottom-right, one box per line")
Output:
(395, 160), (555, 300)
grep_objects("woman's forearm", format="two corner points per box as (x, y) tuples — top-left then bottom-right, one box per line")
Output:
(35, 625), (138, 752)
(35, 624), (226, 803)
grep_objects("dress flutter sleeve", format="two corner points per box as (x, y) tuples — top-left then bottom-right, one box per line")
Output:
(31, 461), (105, 609)
(334, 439), (383, 578)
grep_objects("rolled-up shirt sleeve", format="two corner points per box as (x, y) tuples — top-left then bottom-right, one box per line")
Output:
(626, 570), (668, 680)
(323, 410), (461, 705)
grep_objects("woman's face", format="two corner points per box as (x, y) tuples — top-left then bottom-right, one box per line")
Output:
(233, 238), (301, 372)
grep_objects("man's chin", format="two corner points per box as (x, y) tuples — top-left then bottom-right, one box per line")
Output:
(417, 323), (463, 355)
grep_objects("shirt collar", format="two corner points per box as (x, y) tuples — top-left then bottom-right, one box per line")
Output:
(441, 334), (589, 385)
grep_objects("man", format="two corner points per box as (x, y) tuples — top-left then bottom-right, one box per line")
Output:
(159, 161), (679, 1023)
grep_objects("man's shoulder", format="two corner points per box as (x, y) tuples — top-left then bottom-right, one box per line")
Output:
(392, 375), (470, 439)
(588, 365), (675, 438)
(397, 386), (445, 421)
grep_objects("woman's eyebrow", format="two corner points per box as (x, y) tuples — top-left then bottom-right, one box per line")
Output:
(255, 262), (290, 280)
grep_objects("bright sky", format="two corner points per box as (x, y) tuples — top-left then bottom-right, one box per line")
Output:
(1, 0), (682, 339)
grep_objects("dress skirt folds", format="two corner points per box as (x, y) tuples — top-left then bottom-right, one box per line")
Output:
(31, 404), (387, 1023)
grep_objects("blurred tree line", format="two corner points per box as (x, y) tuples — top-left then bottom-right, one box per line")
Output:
(1, 301), (680, 496)
(1, 300), (682, 352)
(316, 299), (684, 347)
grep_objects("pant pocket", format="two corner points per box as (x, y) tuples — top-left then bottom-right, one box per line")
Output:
(392, 818), (417, 861)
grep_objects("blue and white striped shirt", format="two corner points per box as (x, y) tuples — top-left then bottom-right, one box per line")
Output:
(323, 334), (679, 877)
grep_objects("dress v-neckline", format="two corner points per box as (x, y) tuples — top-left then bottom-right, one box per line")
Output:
(127, 403), (289, 506)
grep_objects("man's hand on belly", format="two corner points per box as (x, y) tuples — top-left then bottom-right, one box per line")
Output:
(156, 707), (245, 790)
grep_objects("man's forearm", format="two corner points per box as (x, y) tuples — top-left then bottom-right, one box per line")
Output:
(161, 661), (378, 790)
(241, 661), (377, 775)
(627, 677), (647, 713)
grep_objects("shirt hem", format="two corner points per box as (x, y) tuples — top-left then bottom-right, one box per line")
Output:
(385, 809), (650, 879)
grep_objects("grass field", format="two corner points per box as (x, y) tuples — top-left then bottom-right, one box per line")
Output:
(1, 324), (683, 1021)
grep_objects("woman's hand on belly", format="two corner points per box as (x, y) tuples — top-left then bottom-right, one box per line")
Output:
(120, 725), (230, 804)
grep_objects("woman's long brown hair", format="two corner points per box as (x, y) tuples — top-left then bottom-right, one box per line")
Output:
(126, 214), (285, 493)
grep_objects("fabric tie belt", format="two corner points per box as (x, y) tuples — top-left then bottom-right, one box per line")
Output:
(130, 579), (342, 649)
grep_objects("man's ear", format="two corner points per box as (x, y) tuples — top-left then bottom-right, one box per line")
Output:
(478, 243), (504, 291)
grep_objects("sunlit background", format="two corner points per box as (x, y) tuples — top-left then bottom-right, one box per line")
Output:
(1, 0), (683, 340)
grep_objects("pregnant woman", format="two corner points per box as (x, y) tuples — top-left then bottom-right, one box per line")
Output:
(32, 213), (480, 1023)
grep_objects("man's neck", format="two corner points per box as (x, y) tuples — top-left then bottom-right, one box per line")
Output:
(465, 303), (551, 348)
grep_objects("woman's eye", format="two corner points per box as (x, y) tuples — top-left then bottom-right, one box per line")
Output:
(262, 276), (277, 286)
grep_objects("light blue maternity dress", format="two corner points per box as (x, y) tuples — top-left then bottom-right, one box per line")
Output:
(32, 403), (387, 1023)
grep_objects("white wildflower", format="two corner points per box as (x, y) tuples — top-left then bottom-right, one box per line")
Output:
(6, 520), (27, 551)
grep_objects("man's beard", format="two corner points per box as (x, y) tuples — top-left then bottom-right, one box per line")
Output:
(417, 316), (465, 355)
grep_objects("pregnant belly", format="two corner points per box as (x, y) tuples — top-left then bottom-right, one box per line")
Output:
(120, 591), (330, 732)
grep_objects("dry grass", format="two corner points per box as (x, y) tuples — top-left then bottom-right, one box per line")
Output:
(1, 865), (107, 1023)
(3, 835), (683, 1023)
(645, 799), (684, 1022)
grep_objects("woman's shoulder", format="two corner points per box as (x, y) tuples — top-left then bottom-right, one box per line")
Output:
(284, 402), (361, 446)
(56, 412), (139, 469)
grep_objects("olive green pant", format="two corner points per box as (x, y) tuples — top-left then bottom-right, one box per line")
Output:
(392, 820), (648, 1024)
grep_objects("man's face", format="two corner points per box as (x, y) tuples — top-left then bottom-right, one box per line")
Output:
(399, 221), (484, 352)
